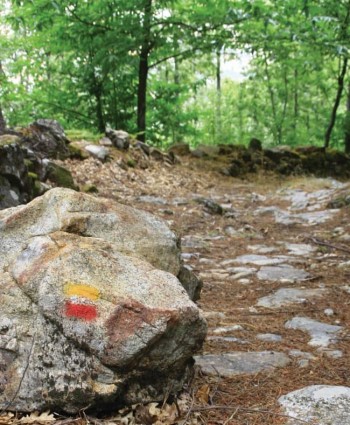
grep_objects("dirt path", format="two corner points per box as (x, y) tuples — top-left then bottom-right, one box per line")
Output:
(65, 155), (350, 424)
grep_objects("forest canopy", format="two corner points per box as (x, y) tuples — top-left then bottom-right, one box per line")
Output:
(1, 0), (350, 150)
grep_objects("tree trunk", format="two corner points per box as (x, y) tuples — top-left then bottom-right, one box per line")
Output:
(95, 89), (105, 133)
(91, 74), (105, 132)
(262, 51), (279, 144)
(0, 62), (7, 132)
(0, 105), (6, 133)
(215, 45), (222, 143)
(172, 56), (180, 144)
(344, 82), (350, 153)
(137, 0), (152, 143)
(324, 57), (348, 148)
(293, 68), (298, 133)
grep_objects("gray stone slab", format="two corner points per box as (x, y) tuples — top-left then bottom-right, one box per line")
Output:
(279, 385), (350, 425)
(232, 255), (287, 266)
(285, 316), (342, 347)
(257, 265), (310, 282)
(195, 351), (290, 377)
(257, 288), (325, 308)
(283, 188), (336, 210)
(275, 209), (339, 226)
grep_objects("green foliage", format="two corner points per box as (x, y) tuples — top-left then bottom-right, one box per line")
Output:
(1, 0), (350, 151)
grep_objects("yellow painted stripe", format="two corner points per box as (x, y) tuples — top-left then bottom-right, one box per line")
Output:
(64, 283), (100, 301)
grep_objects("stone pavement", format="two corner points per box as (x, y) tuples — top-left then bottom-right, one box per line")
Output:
(141, 177), (350, 424)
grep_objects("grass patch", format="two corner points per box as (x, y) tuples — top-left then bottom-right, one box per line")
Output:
(66, 129), (103, 142)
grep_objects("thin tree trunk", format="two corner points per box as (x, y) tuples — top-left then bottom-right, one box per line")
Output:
(137, 49), (149, 142)
(324, 57), (348, 148)
(0, 62), (7, 132)
(0, 105), (6, 133)
(112, 80), (118, 129)
(95, 88), (105, 133)
(293, 68), (298, 133)
(344, 82), (350, 153)
(215, 45), (222, 143)
(91, 72), (105, 132)
(262, 51), (279, 144)
(137, 0), (152, 143)
(172, 56), (180, 144)
(278, 68), (289, 145)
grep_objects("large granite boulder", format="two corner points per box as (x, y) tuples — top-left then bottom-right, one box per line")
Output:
(0, 188), (206, 413)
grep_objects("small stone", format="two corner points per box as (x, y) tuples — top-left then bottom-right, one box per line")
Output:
(202, 311), (226, 321)
(284, 243), (316, 256)
(106, 129), (130, 150)
(324, 308), (334, 316)
(342, 285), (350, 294)
(85, 145), (109, 161)
(224, 226), (241, 237)
(99, 137), (113, 146)
(238, 278), (251, 285)
(230, 270), (255, 280)
(198, 258), (215, 264)
(288, 349), (315, 367)
(212, 325), (244, 334)
(256, 333), (282, 342)
(181, 253), (199, 261)
(195, 197), (223, 215)
(338, 261), (350, 269)
(339, 234), (350, 242)
(289, 349), (315, 360)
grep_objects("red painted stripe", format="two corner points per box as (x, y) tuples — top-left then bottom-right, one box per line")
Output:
(65, 301), (98, 321)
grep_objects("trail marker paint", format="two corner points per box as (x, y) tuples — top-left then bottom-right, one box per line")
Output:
(63, 283), (100, 321)
(65, 301), (98, 320)
(64, 283), (100, 300)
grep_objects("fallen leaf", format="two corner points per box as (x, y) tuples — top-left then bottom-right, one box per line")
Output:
(196, 384), (210, 405)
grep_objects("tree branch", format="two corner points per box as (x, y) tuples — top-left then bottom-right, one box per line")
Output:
(68, 6), (112, 32)
(36, 100), (93, 123)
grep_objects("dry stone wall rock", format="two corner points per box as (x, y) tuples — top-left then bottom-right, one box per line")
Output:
(0, 188), (206, 413)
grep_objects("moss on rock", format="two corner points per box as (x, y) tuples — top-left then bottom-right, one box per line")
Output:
(46, 163), (78, 190)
